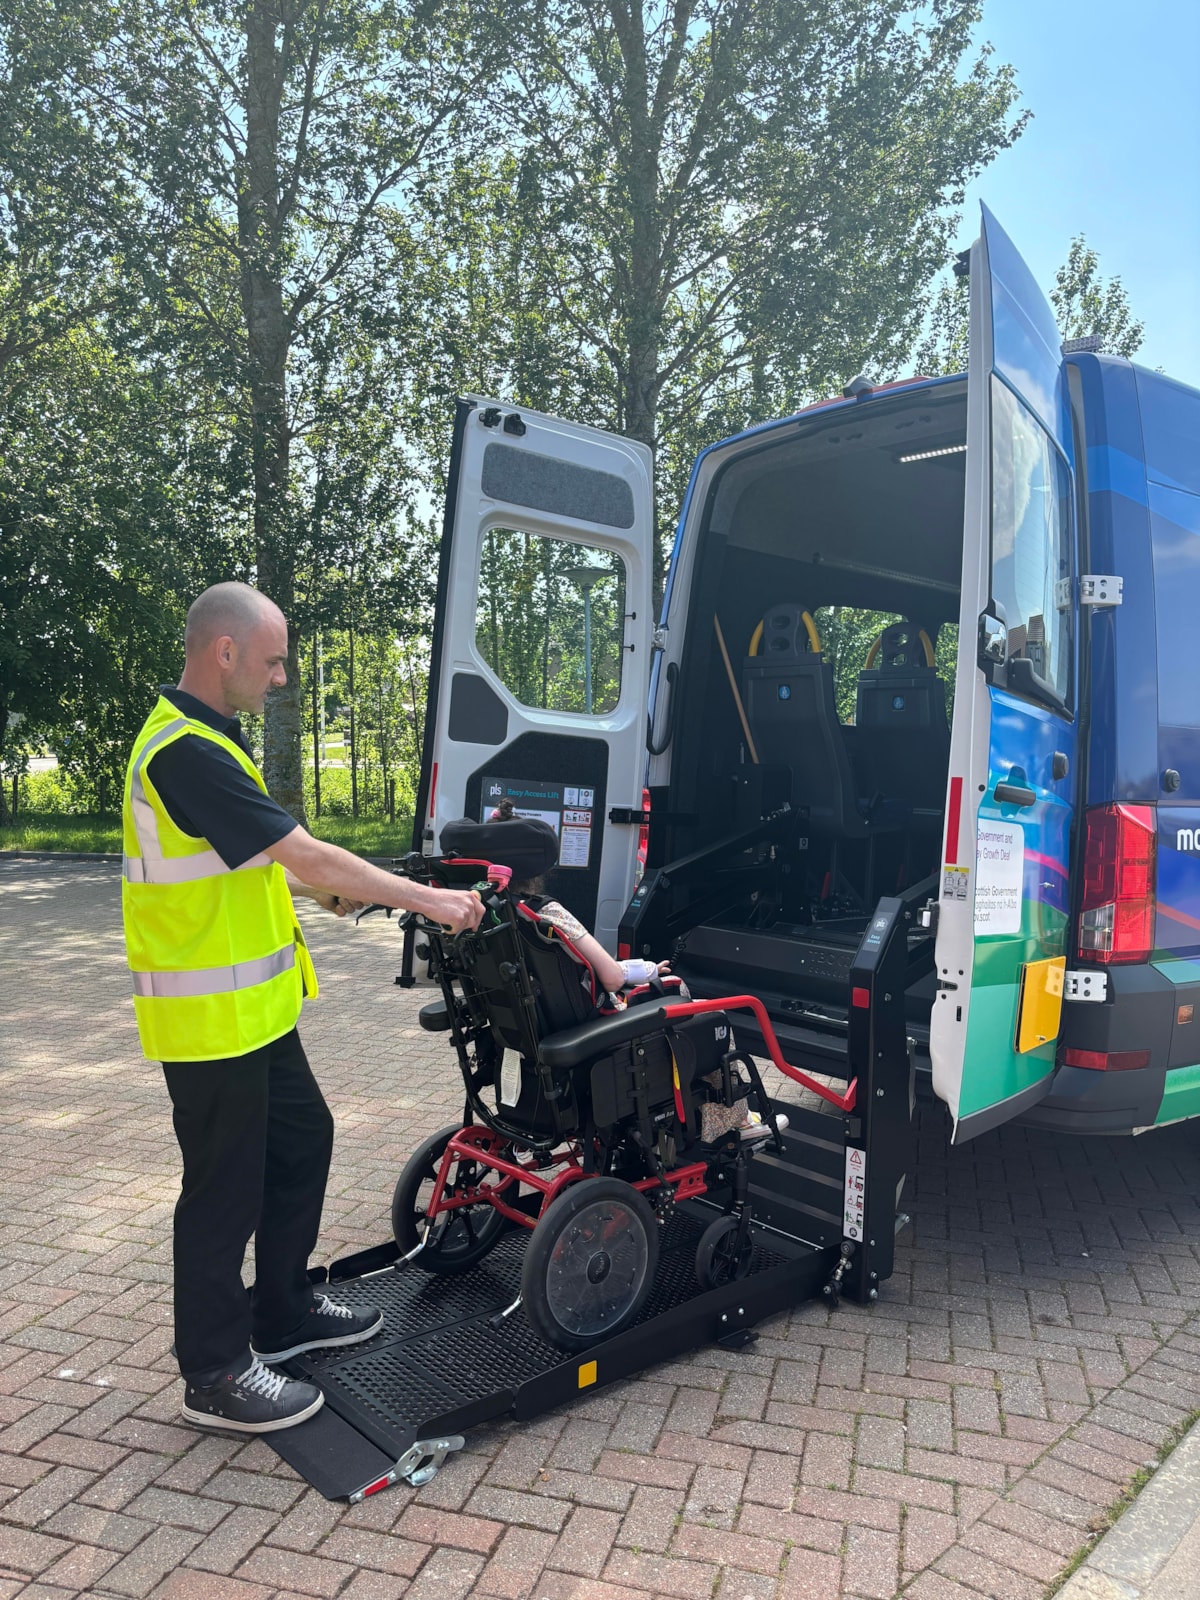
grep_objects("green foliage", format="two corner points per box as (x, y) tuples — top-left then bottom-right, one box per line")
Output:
(913, 232), (1146, 375)
(1051, 236), (1145, 357)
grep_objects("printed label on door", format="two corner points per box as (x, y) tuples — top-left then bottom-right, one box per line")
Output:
(974, 821), (1024, 935)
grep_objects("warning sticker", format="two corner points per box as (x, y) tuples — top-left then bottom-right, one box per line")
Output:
(560, 825), (591, 868)
(844, 1146), (866, 1241)
(562, 809), (592, 827)
(974, 821), (1024, 936)
(942, 865), (970, 902)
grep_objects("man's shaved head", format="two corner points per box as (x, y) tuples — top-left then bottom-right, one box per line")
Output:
(185, 583), (283, 656)
(179, 583), (290, 717)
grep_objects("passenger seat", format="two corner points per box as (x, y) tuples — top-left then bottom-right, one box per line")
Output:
(740, 603), (904, 839)
(853, 621), (950, 825)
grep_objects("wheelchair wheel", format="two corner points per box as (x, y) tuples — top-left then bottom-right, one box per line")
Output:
(695, 1214), (753, 1290)
(392, 1126), (508, 1275)
(521, 1177), (659, 1352)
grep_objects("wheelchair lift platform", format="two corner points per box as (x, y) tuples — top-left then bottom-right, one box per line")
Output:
(269, 897), (914, 1502)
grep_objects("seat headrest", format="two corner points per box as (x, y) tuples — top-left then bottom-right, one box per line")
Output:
(872, 621), (932, 672)
(749, 603), (820, 660)
(440, 814), (560, 880)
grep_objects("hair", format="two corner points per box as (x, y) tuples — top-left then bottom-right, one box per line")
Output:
(185, 582), (281, 656)
(487, 799), (544, 895)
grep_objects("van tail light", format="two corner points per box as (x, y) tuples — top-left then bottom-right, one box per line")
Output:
(635, 787), (650, 883)
(1076, 804), (1156, 965)
(1063, 1048), (1151, 1072)
(617, 943), (631, 960)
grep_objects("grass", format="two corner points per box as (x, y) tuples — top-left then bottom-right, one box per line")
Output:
(1, 811), (414, 860)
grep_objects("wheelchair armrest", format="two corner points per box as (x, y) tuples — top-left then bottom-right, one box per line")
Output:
(537, 1000), (675, 1072)
(418, 998), (452, 1032)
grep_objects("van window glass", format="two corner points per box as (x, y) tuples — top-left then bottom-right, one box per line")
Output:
(812, 607), (902, 722)
(935, 623), (959, 720)
(990, 376), (1074, 707)
(475, 528), (626, 715)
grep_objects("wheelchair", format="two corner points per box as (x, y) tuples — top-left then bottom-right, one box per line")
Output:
(390, 854), (787, 1353)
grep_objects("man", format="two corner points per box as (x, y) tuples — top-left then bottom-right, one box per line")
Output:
(121, 582), (483, 1433)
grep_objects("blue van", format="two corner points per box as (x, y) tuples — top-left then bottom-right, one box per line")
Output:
(415, 206), (1200, 1143)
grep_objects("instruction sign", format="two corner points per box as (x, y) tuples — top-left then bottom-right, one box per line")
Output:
(974, 821), (1024, 936)
(843, 1146), (866, 1241)
(479, 775), (595, 868)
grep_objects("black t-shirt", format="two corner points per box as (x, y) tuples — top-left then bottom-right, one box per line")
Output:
(146, 687), (298, 869)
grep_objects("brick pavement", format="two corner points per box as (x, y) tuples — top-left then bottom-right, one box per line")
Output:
(3, 857), (1200, 1600)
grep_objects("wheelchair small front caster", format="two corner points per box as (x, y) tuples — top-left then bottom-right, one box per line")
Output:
(695, 1214), (753, 1291)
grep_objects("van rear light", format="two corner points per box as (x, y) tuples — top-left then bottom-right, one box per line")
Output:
(1077, 804), (1156, 965)
(635, 787), (650, 884)
(1063, 1047), (1151, 1072)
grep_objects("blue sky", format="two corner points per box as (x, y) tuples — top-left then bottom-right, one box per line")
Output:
(954, 0), (1200, 385)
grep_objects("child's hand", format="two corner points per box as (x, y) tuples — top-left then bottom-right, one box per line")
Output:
(656, 960), (673, 976)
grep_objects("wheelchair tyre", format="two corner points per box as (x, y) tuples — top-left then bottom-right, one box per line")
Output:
(521, 1178), (659, 1353)
(392, 1126), (508, 1275)
(695, 1215), (753, 1291)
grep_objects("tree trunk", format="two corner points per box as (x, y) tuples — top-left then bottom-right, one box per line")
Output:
(310, 635), (321, 820)
(615, 8), (663, 598)
(242, 0), (305, 820)
(348, 627), (358, 819)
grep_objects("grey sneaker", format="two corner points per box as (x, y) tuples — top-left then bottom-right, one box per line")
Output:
(181, 1356), (324, 1433)
(251, 1293), (384, 1363)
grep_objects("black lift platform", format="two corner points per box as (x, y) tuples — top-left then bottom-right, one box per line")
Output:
(270, 897), (915, 1502)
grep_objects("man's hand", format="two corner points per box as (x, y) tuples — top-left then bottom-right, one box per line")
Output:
(420, 888), (484, 935)
(311, 891), (365, 917)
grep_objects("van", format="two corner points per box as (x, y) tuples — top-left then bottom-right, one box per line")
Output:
(414, 206), (1200, 1143)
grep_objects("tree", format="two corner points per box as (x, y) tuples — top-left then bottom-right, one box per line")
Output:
(488, 0), (1027, 580)
(913, 232), (1145, 376)
(1051, 235), (1144, 358)
(80, 0), (503, 818)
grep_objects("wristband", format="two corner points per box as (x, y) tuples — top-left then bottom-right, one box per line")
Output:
(619, 958), (659, 985)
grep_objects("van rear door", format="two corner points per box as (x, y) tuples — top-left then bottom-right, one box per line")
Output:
(931, 206), (1081, 1142)
(415, 399), (655, 950)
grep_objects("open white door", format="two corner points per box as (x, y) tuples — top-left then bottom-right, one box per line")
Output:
(414, 398), (655, 951)
(931, 207), (1081, 1141)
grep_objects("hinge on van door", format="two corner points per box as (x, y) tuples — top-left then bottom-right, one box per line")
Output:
(1080, 575), (1123, 606)
(652, 625), (668, 651)
(1064, 970), (1108, 1002)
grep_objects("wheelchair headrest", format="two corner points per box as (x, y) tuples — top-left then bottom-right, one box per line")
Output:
(440, 814), (559, 880)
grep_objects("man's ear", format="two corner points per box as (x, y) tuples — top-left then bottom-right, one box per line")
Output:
(214, 635), (236, 670)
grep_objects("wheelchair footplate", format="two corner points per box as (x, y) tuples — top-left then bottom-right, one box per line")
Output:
(267, 894), (914, 1501)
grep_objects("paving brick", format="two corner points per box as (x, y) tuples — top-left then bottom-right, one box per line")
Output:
(547, 1506), (623, 1579)
(902, 1507), (958, 1573)
(36, 1541), (122, 1592)
(403, 1545), (485, 1600)
(475, 1525), (558, 1597)
(318, 1527), (430, 1577)
(394, 1505), (504, 1555)
(777, 1548), (843, 1599)
(671, 1521), (781, 1575)
(100, 1526), (204, 1599)
(602, 1548), (719, 1599)
(0, 1525), (72, 1577)
(183, 1506), (277, 1575)
(617, 1484), (680, 1553)
(233, 1546), (354, 1597)
(148, 1574), (275, 1600)
(595, 1449), (693, 1490)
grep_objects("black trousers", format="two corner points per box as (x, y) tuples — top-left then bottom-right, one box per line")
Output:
(162, 1027), (334, 1384)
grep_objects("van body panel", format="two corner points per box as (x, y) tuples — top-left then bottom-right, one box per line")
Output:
(1071, 356), (1159, 806)
(418, 397), (654, 949)
(931, 206), (1080, 1141)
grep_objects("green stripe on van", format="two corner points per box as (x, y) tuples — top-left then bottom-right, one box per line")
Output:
(1155, 1062), (1200, 1126)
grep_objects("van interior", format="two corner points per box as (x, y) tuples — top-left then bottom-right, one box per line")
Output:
(652, 378), (969, 1080)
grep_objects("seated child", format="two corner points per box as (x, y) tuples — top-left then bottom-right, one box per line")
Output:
(440, 799), (664, 1008)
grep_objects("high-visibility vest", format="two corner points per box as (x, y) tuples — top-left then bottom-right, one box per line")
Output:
(121, 695), (318, 1062)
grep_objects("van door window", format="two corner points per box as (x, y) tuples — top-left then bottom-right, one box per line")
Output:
(990, 377), (1074, 707)
(475, 528), (627, 716)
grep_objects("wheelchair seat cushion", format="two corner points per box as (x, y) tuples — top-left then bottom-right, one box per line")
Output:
(537, 999), (676, 1071)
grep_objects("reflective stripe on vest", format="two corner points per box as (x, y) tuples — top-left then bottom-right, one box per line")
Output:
(130, 944), (296, 998)
(122, 850), (271, 885)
